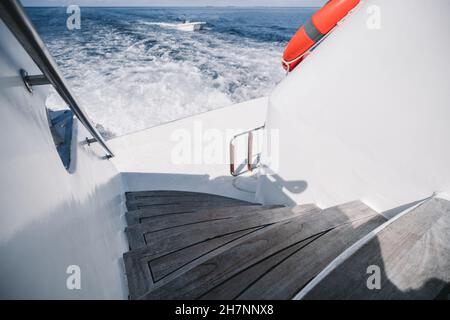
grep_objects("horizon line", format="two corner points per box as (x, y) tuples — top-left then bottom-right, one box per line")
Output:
(24, 5), (320, 8)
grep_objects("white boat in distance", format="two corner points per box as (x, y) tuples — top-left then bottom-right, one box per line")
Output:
(149, 21), (206, 31)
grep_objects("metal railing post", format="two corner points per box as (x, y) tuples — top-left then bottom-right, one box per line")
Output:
(0, 0), (114, 158)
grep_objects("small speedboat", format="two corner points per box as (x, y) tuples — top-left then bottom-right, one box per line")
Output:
(151, 20), (206, 32)
(171, 21), (206, 31)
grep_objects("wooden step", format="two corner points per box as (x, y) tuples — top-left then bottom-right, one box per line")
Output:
(203, 213), (386, 299)
(125, 191), (254, 211)
(123, 204), (320, 299)
(125, 205), (284, 226)
(126, 190), (245, 202)
(138, 201), (385, 299)
(125, 204), (318, 251)
(301, 197), (450, 300)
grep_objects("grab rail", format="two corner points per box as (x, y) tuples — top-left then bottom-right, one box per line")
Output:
(230, 125), (264, 176)
(0, 0), (114, 158)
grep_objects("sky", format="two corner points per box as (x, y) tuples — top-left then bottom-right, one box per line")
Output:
(22, 0), (327, 7)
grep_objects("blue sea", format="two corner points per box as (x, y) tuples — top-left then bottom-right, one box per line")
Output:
(26, 7), (316, 137)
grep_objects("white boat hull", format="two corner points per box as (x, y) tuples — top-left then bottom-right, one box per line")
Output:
(156, 21), (206, 32)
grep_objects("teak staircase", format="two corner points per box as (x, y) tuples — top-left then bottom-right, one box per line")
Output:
(122, 191), (450, 300)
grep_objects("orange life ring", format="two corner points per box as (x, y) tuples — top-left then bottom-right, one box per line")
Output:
(282, 0), (360, 72)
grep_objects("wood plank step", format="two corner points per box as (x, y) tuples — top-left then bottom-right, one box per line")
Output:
(127, 195), (253, 207)
(126, 205), (284, 226)
(302, 197), (450, 300)
(125, 204), (319, 251)
(139, 201), (382, 299)
(126, 192), (254, 211)
(124, 226), (265, 299)
(126, 190), (251, 202)
(201, 214), (386, 299)
(123, 204), (319, 299)
(125, 202), (255, 225)
(126, 197), (255, 211)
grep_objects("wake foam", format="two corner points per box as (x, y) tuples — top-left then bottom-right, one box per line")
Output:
(45, 18), (285, 138)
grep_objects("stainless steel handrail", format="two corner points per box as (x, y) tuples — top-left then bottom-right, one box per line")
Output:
(0, 0), (114, 158)
(230, 125), (264, 176)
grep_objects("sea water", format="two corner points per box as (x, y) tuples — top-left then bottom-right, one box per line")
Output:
(26, 6), (316, 138)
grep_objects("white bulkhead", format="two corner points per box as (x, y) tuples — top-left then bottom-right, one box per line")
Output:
(256, 0), (450, 212)
(0, 20), (128, 299)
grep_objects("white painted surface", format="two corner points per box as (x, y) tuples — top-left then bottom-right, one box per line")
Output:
(109, 98), (268, 203)
(0, 21), (127, 299)
(256, 0), (450, 212)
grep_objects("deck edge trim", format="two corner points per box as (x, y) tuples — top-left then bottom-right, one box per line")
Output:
(291, 197), (432, 300)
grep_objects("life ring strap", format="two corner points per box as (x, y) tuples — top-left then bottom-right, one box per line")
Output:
(303, 19), (325, 43)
